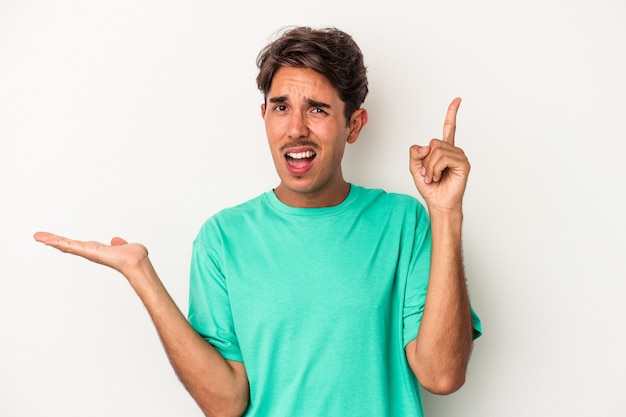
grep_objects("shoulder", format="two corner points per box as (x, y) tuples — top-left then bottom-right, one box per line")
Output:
(214, 193), (267, 220)
(194, 192), (269, 243)
(351, 184), (428, 217)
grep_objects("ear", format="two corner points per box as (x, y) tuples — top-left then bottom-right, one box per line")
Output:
(346, 108), (368, 144)
(260, 103), (266, 118)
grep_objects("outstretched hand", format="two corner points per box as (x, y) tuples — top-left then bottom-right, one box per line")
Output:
(410, 97), (470, 215)
(33, 232), (150, 278)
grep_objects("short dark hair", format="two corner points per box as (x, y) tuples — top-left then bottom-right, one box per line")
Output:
(256, 26), (369, 125)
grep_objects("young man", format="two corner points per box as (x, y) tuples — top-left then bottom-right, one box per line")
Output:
(35, 26), (481, 417)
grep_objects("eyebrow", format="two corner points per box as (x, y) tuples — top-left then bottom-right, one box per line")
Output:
(268, 96), (288, 104)
(268, 96), (331, 109)
(305, 98), (331, 109)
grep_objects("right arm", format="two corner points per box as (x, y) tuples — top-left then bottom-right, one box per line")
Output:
(33, 232), (249, 417)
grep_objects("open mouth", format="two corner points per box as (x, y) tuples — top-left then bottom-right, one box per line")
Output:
(286, 150), (316, 168)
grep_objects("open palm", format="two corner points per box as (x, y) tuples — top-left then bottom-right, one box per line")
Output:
(33, 232), (150, 278)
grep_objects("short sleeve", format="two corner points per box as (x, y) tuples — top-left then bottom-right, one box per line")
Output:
(188, 233), (243, 362)
(402, 215), (432, 347)
(470, 306), (482, 339)
(402, 212), (483, 346)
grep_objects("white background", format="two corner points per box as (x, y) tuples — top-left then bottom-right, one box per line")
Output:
(2, 1), (625, 416)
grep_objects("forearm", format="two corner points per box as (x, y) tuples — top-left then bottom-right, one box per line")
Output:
(126, 261), (249, 417)
(406, 210), (473, 394)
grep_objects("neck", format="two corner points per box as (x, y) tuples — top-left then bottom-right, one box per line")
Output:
(273, 181), (351, 208)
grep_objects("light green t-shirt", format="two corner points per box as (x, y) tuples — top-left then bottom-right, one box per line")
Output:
(188, 184), (481, 416)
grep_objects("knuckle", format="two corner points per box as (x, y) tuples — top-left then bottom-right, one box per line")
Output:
(429, 146), (443, 159)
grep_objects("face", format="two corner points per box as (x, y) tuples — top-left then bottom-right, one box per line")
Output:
(261, 66), (368, 208)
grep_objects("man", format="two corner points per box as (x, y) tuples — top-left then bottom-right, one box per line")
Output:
(35, 26), (481, 417)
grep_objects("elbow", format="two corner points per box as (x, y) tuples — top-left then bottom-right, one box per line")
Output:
(420, 373), (466, 395)
(198, 390), (249, 417)
(406, 349), (469, 395)
(406, 338), (474, 395)
(201, 400), (248, 417)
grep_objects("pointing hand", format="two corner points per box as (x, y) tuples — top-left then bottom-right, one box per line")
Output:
(409, 97), (470, 215)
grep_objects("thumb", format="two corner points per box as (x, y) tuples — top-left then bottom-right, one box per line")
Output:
(409, 145), (430, 177)
(111, 237), (128, 246)
(410, 144), (430, 161)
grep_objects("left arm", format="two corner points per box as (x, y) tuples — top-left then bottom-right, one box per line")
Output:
(405, 98), (475, 394)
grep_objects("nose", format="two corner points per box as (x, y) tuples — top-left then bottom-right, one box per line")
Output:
(288, 112), (309, 139)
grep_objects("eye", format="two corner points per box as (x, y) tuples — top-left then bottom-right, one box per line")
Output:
(274, 105), (287, 112)
(312, 107), (327, 114)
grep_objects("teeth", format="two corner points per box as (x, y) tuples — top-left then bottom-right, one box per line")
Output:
(287, 151), (315, 159)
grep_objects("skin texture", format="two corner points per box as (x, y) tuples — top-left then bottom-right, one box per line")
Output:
(33, 69), (474, 414)
(261, 66), (368, 208)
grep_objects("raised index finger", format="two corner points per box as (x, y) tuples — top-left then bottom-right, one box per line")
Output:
(443, 97), (462, 145)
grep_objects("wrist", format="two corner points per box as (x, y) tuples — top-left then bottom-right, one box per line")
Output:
(428, 206), (463, 223)
(124, 257), (157, 288)
(428, 207), (464, 241)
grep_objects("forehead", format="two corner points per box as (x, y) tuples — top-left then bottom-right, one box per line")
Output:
(268, 66), (340, 100)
